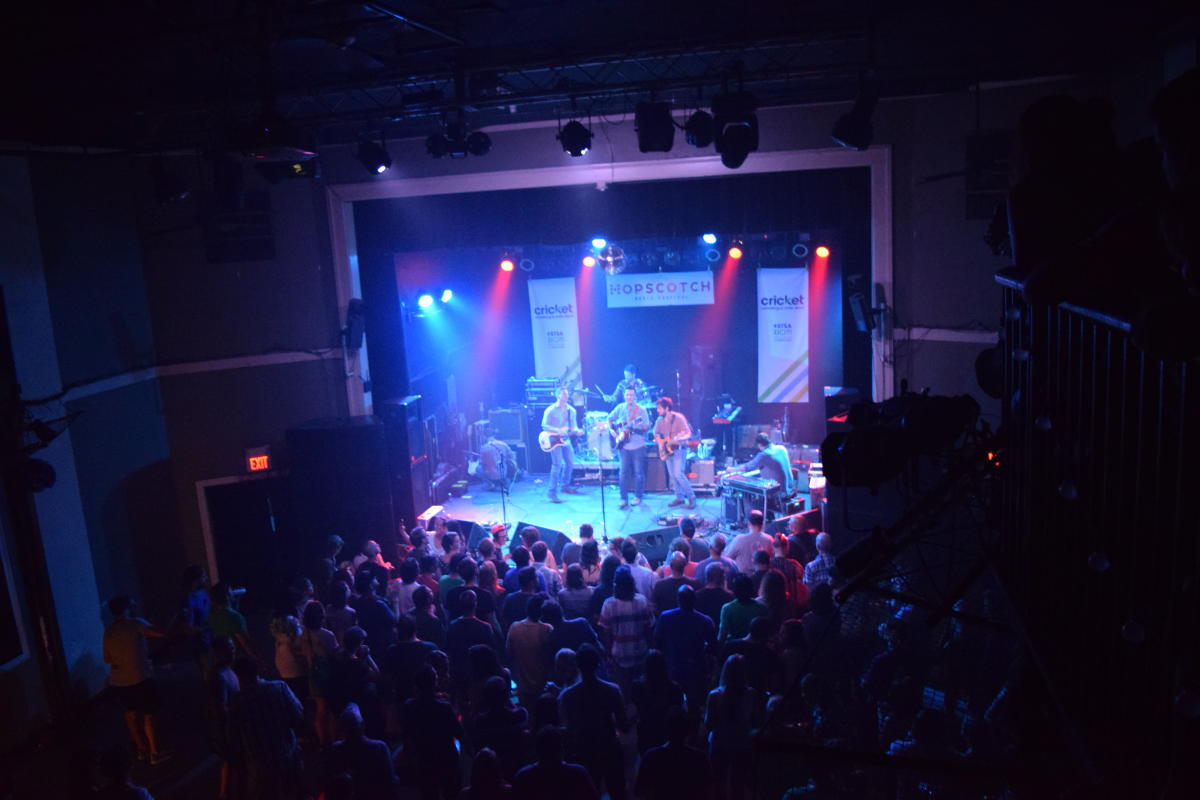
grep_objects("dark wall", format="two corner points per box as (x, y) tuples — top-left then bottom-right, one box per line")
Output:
(355, 168), (873, 444)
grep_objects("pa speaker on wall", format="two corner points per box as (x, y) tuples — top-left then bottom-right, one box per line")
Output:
(514, 521), (571, 562)
(628, 527), (676, 568)
(378, 395), (430, 529)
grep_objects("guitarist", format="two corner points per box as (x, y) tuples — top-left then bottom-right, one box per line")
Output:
(654, 396), (697, 509)
(541, 386), (583, 503)
(607, 387), (651, 509)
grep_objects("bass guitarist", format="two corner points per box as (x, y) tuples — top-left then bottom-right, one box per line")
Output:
(654, 396), (696, 509)
(541, 386), (583, 503)
(607, 387), (650, 509)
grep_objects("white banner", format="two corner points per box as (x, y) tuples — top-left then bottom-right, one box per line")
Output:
(528, 277), (582, 389)
(606, 270), (714, 308)
(757, 268), (810, 403)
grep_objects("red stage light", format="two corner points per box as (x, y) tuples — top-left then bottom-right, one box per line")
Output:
(728, 246), (743, 260)
(815, 245), (830, 258)
(582, 255), (597, 268)
(500, 258), (515, 272)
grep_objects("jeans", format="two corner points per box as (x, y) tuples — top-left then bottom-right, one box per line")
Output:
(618, 445), (645, 501)
(664, 448), (696, 501)
(549, 443), (574, 497)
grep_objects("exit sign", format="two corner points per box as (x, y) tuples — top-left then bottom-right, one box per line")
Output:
(245, 446), (272, 473)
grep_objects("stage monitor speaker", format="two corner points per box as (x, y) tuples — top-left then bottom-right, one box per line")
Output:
(455, 520), (490, 555)
(628, 527), (676, 569)
(514, 521), (570, 562)
(286, 417), (396, 567)
(643, 450), (669, 492)
(765, 502), (810, 538)
(488, 408), (526, 443)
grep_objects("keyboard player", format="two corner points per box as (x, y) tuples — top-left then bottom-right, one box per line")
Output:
(723, 432), (793, 522)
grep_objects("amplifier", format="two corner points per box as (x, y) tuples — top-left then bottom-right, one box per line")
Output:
(690, 459), (716, 485)
(644, 449), (669, 492)
(488, 408), (526, 442)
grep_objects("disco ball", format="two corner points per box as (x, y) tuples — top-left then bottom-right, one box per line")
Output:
(599, 244), (626, 275)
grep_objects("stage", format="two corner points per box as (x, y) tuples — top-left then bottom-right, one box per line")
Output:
(441, 468), (812, 558)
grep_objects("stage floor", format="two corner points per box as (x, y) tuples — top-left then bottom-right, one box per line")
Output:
(442, 470), (731, 543)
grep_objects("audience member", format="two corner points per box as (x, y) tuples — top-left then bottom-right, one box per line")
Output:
(205, 635), (239, 800)
(722, 617), (781, 693)
(301, 600), (340, 747)
(545, 647), (579, 697)
(801, 583), (840, 656)
(328, 702), (397, 800)
(652, 552), (694, 611)
(326, 581), (359, 645)
(499, 566), (541, 631)
(330, 626), (384, 738)
(383, 614), (437, 712)
(228, 657), (305, 799)
(521, 526), (558, 570)
(630, 649), (686, 753)
(352, 540), (393, 586)
(445, 558), (495, 623)
(466, 643), (511, 714)
(705, 654), (766, 800)
(472, 675), (530, 781)
(351, 571), (398, 651)
(749, 550), (772, 594)
(599, 566), (653, 696)
(634, 709), (713, 800)
(888, 708), (954, 800)
(758, 569), (798, 633)
(530, 541), (562, 596)
(446, 589), (498, 695)
(655, 539), (697, 580)
(317, 535), (346, 589)
(408, 585), (446, 649)
(560, 523), (594, 566)
(718, 574), (767, 642)
(458, 747), (512, 800)
(770, 533), (808, 608)
(786, 516), (818, 565)
(103, 595), (170, 765)
(507, 593), (553, 710)
(512, 725), (598, 800)
(621, 540), (657, 601)
(542, 601), (602, 664)
(695, 563), (735, 627)
(557, 564), (594, 619)
(654, 585), (717, 713)
(502, 547), (548, 595)
(558, 645), (627, 800)
(416, 556), (441, 601)
(209, 582), (260, 663)
(587, 555), (623, 621)
(578, 539), (603, 585)
(726, 510), (772, 575)
(694, 533), (740, 583)
(388, 558), (421, 618)
(439, 532), (463, 573)
(403, 665), (464, 800)
(270, 604), (308, 702)
(671, 516), (710, 563)
(803, 533), (836, 589)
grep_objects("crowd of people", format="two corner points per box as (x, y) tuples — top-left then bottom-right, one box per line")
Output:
(100, 508), (1015, 800)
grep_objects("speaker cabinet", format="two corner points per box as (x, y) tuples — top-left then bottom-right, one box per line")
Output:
(644, 449), (669, 492)
(488, 408), (526, 443)
(378, 395), (430, 530)
(628, 527), (676, 568)
(524, 406), (552, 473)
(514, 521), (571, 562)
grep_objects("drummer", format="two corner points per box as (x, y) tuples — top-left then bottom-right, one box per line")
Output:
(597, 363), (650, 404)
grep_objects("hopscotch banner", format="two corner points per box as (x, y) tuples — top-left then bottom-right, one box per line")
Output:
(606, 270), (714, 308)
(757, 268), (810, 403)
(528, 277), (582, 389)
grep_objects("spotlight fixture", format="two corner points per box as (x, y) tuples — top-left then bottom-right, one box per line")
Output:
(701, 233), (717, 245)
(791, 243), (810, 259)
(815, 245), (831, 258)
(712, 91), (759, 169)
(356, 138), (393, 174)
(832, 82), (878, 151)
(684, 110), (714, 148)
(519, 258), (536, 272)
(426, 114), (491, 159)
(417, 294), (435, 309)
(704, 248), (721, 262)
(591, 237), (607, 250)
(634, 101), (675, 152)
(440, 289), (453, 303)
(582, 255), (597, 268)
(728, 246), (744, 260)
(558, 120), (592, 157)
(500, 258), (515, 272)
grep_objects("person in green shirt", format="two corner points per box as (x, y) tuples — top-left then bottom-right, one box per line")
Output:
(717, 574), (767, 641)
(209, 582), (261, 663)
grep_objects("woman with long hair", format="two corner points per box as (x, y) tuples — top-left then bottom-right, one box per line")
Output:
(758, 568), (797, 634)
(299, 600), (339, 747)
(458, 747), (512, 800)
(587, 554), (624, 623)
(578, 539), (603, 585)
(705, 654), (766, 800)
(557, 564), (594, 620)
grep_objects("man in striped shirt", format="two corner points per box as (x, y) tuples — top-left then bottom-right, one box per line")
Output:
(598, 566), (653, 697)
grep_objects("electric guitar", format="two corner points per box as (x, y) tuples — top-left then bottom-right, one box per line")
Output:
(654, 432), (677, 460)
(606, 417), (638, 448)
(538, 428), (583, 453)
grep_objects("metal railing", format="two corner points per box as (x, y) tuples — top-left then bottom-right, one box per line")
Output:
(996, 267), (1198, 791)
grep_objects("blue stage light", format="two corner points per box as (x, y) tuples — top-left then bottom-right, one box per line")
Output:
(702, 233), (717, 245)
(417, 294), (434, 309)
(441, 289), (453, 303)
(591, 237), (607, 250)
